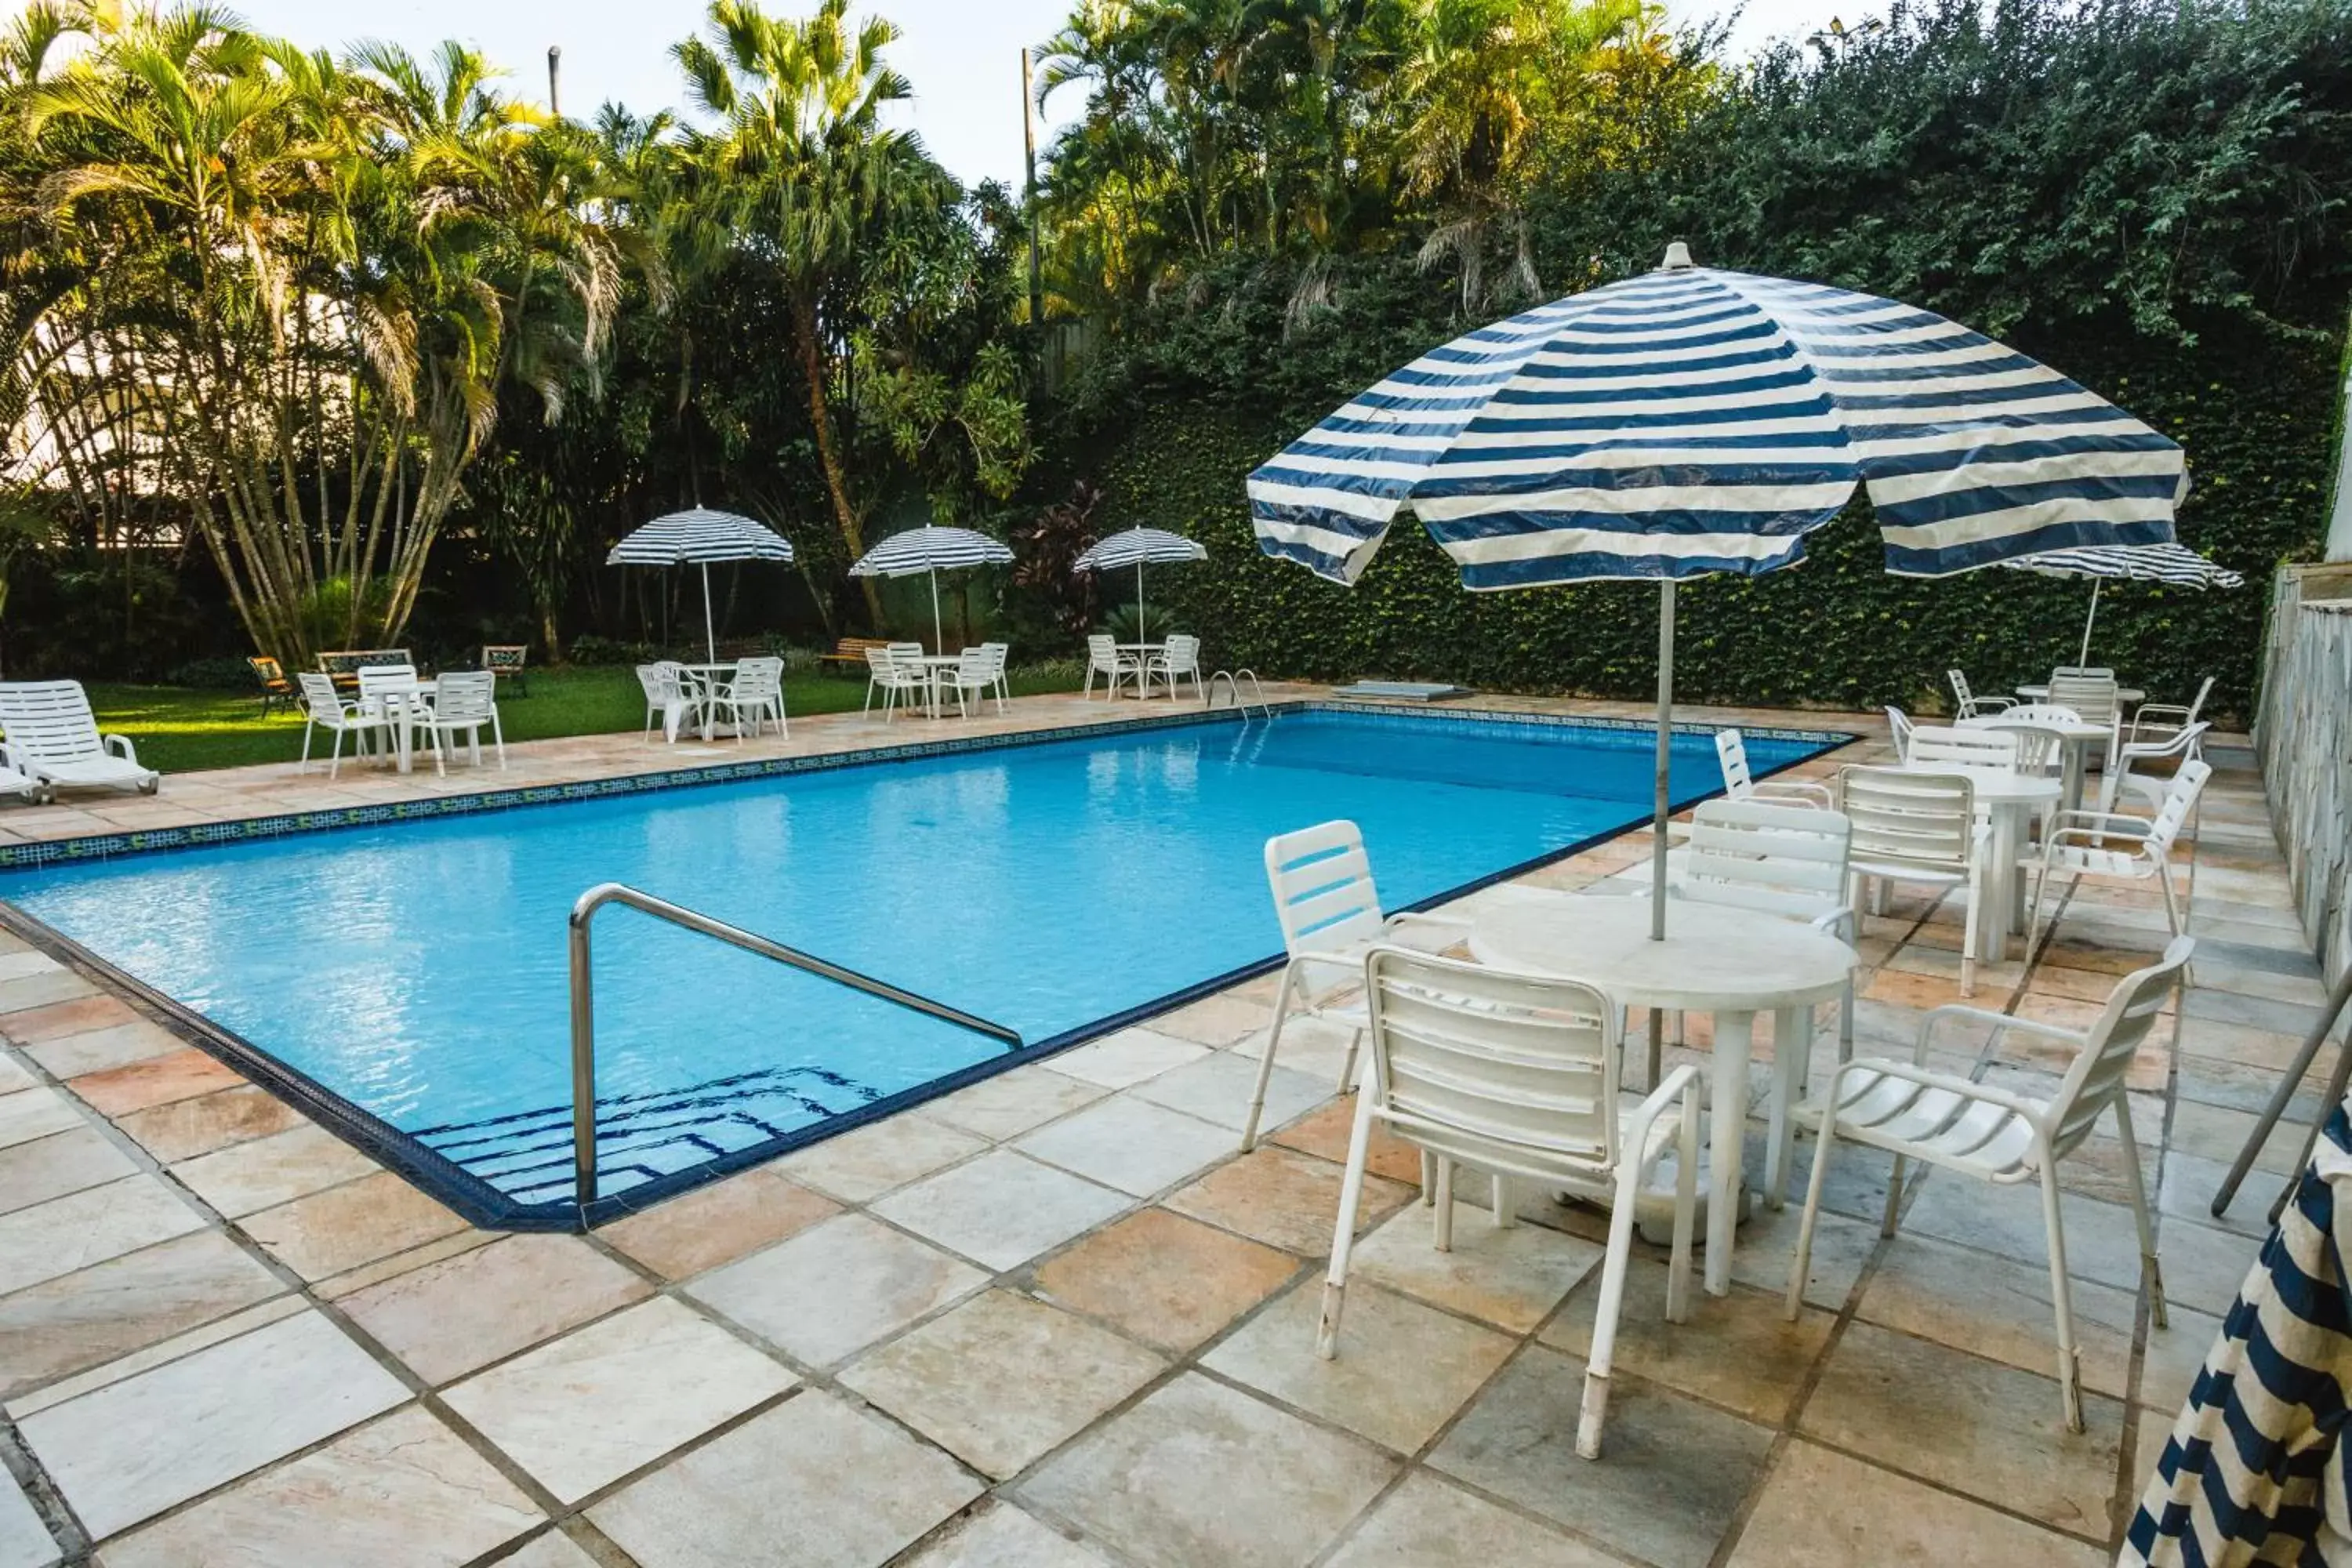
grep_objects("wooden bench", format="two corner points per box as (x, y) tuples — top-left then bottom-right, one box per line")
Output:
(481, 644), (530, 695)
(318, 648), (412, 693)
(815, 637), (893, 671)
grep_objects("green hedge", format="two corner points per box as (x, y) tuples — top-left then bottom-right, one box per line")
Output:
(1074, 314), (2330, 723)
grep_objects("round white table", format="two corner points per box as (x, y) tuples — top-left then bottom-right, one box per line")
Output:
(1960, 713), (2110, 814)
(1899, 763), (2060, 956)
(1468, 894), (1856, 1294)
(1116, 642), (1164, 699)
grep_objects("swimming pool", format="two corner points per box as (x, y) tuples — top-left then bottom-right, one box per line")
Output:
(1, 705), (1843, 1225)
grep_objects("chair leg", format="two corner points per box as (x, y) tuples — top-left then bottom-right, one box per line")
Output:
(1491, 1173), (1515, 1229)
(1433, 1160), (1455, 1251)
(1784, 1108), (1838, 1321)
(1335, 1026), (1363, 1094)
(300, 723), (316, 775)
(325, 727), (342, 781)
(1645, 1007), (1664, 1091)
(492, 714), (506, 769)
(1668, 1082), (1700, 1323)
(1240, 964), (1298, 1152)
(1421, 1149), (1436, 1207)
(1316, 1088), (1379, 1359)
(2039, 1153), (2085, 1433)
(1580, 1161), (1647, 1460)
(1766, 1005), (1806, 1210)
(1881, 1153), (1907, 1239)
(2114, 1099), (2169, 1330)
(1959, 866), (1981, 998)
(2026, 858), (2053, 960)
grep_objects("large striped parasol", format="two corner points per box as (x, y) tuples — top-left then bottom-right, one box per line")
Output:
(1249, 244), (2189, 928)
(1071, 528), (1207, 642)
(607, 507), (795, 662)
(848, 526), (1014, 653)
(1999, 542), (2244, 666)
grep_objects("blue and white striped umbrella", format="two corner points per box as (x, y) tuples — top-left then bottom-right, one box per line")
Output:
(848, 527), (1014, 654)
(607, 507), (795, 662)
(1072, 528), (1207, 642)
(1250, 245), (2189, 928)
(1998, 542), (2243, 666)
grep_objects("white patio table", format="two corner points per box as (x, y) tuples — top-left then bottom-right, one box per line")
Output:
(1897, 761), (2060, 959)
(1468, 892), (1855, 1295)
(1959, 713), (2111, 815)
(361, 680), (437, 774)
(676, 662), (739, 740)
(1118, 642), (1163, 699)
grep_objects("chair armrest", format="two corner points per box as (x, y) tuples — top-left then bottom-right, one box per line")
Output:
(1622, 1062), (1706, 1149)
(1914, 1004), (2085, 1065)
(1382, 910), (1472, 938)
(1808, 907), (1858, 944)
(1754, 779), (1835, 808)
(103, 733), (140, 766)
(1970, 695), (2016, 713)
(2049, 808), (2153, 835)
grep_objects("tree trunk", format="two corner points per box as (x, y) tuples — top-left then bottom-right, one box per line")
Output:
(791, 288), (880, 624)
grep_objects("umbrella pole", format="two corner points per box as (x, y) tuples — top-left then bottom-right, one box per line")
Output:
(701, 561), (717, 664)
(929, 567), (943, 655)
(2078, 579), (2101, 668)
(1651, 579), (1675, 942)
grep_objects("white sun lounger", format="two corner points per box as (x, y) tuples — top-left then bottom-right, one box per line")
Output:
(0, 681), (158, 795)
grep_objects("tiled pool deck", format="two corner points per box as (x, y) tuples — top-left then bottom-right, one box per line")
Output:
(0, 690), (2325, 1567)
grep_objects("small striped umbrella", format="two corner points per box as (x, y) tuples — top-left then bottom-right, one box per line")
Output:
(606, 508), (795, 662)
(1250, 243), (2189, 927)
(1998, 542), (2245, 666)
(848, 526), (1014, 653)
(1071, 528), (1207, 643)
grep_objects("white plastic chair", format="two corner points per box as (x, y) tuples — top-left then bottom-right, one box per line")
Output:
(1839, 766), (1990, 996)
(1242, 820), (1471, 1151)
(1784, 937), (2189, 1432)
(417, 670), (504, 775)
(0, 751), (45, 804)
(934, 648), (996, 718)
(862, 646), (929, 722)
(1714, 728), (1832, 808)
(2104, 720), (2211, 815)
(977, 642), (1011, 711)
(2048, 670), (2124, 768)
(296, 671), (390, 779)
(2126, 676), (2212, 753)
(1321, 947), (1703, 1461)
(2028, 759), (2212, 954)
(1884, 706), (1915, 761)
(1083, 634), (1138, 700)
(1947, 669), (2015, 720)
(1149, 634), (1205, 703)
(1904, 724), (2020, 775)
(637, 662), (700, 742)
(0, 681), (158, 795)
(711, 655), (787, 739)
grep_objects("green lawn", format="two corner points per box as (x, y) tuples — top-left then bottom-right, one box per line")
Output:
(89, 662), (1082, 775)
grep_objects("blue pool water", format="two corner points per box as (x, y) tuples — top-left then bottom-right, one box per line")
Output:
(2, 709), (1833, 1216)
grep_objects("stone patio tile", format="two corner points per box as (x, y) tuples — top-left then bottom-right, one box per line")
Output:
(1899, 1168), (2148, 1289)
(441, 1297), (795, 1504)
(1725, 1439), (2104, 1566)
(168, 1122), (376, 1218)
(0, 971), (96, 1016)
(0, 1126), (136, 1217)
(311, 1229), (495, 1301)
(1152, 992), (1272, 1049)
(923, 1068), (1107, 1142)
(1206, 1278), (1514, 1454)
(1129, 1050), (1330, 1134)
(9, 1296), (305, 1421)
(18, 1309), (407, 1540)
(0, 1176), (205, 1298)
(2138, 1305), (2224, 1416)
(0, 1229), (285, 1399)
(1017, 1373), (1394, 1568)
(1270, 1097), (1426, 1184)
(1325, 1471), (1628, 1567)
(779, 1112), (989, 1203)
(1225, 1013), (1361, 1087)
(2161, 1150), (2270, 1240)
(1047, 1027), (1210, 1090)
(1347, 1202), (1603, 1333)
(2182, 986), (2324, 1036)
(1858, 1233), (2143, 1397)
(1727, 1197), (1881, 1312)
(19, 1020), (180, 1081)
(900, 1499), (1112, 1567)
(840, 1289), (1166, 1479)
(0, 993), (140, 1046)
(1167, 1146), (1414, 1258)
(685, 1212), (987, 1367)
(0, 1088), (82, 1152)
(1030, 1207), (1299, 1352)
(236, 1171), (466, 1280)
(587, 1390), (982, 1568)
(498, 1530), (603, 1568)
(1014, 1094), (1236, 1197)
(67, 1049), (241, 1118)
(601, 1165), (840, 1280)
(1539, 1261), (1835, 1425)
(112, 1085), (305, 1163)
(2169, 1097), (2306, 1175)
(98, 1404), (543, 1568)
(339, 1233), (653, 1385)
(872, 1150), (1130, 1271)
(0, 1054), (25, 1096)
(1431, 1344), (1773, 1568)
(1799, 1321), (2121, 1537)
(2175, 1018), (2304, 1073)
(0, 1469), (56, 1568)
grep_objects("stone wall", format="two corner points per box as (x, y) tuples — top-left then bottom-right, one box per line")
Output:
(2256, 564), (2352, 982)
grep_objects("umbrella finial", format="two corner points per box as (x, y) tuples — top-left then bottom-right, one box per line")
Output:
(1660, 241), (1695, 271)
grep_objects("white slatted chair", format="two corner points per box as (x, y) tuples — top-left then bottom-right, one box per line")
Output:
(1904, 724), (2020, 775)
(1083, 634), (1138, 700)
(1321, 947), (1703, 1460)
(1149, 634), (1206, 703)
(1714, 728), (1832, 808)
(2126, 676), (2212, 753)
(1947, 669), (2015, 720)
(1884, 706), (1915, 761)
(296, 671), (390, 779)
(1840, 766), (1990, 996)
(2104, 720), (2211, 815)
(1784, 937), (2188, 1432)
(977, 642), (1011, 712)
(637, 662), (700, 741)
(2028, 759), (2211, 954)
(1993, 702), (2084, 727)
(2048, 670), (2125, 768)
(934, 648), (996, 718)
(417, 670), (504, 775)
(858, 647), (913, 720)
(0, 752), (45, 804)
(887, 641), (934, 716)
(0, 681), (158, 795)
(1241, 820), (1472, 1151)
(711, 655), (787, 739)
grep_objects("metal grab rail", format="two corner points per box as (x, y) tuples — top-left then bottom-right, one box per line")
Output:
(568, 882), (1022, 1213)
(1207, 669), (1272, 720)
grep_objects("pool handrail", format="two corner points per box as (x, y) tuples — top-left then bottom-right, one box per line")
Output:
(568, 881), (1022, 1215)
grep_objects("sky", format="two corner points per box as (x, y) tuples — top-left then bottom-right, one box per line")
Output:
(216, 0), (1849, 191)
